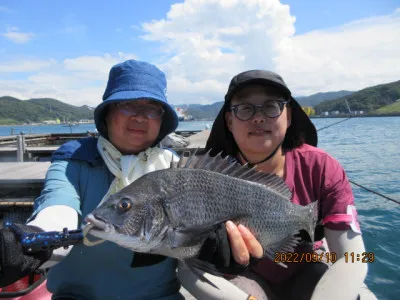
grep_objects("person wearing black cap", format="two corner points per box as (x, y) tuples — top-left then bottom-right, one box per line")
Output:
(200, 70), (368, 299)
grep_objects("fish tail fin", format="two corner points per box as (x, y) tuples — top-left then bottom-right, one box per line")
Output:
(303, 201), (319, 243)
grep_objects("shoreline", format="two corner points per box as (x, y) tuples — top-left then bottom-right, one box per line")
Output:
(1, 114), (400, 126)
(310, 114), (400, 119)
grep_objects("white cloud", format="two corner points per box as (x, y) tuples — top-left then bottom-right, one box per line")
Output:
(140, 0), (295, 104)
(275, 9), (400, 96)
(2, 27), (35, 44)
(140, 0), (400, 103)
(1, 78), (105, 108)
(0, 59), (56, 72)
(0, 54), (137, 107)
(63, 53), (137, 81)
(1, 1), (399, 108)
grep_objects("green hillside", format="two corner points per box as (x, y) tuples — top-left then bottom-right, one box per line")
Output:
(370, 100), (400, 115)
(314, 80), (400, 115)
(179, 102), (224, 120)
(296, 90), (354, 107)
(0, 96), (94, 125)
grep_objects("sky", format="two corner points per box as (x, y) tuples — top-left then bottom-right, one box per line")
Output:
(0, 0), (399, 107)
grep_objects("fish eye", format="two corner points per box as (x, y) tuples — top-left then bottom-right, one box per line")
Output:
(118, 199), (132, 212)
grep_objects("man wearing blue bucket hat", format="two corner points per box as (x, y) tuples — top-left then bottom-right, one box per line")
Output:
(0, 60), (186, 299)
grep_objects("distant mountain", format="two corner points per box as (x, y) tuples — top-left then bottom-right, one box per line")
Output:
(0, 96), (94, 125)
(314, 80), (400, 114)
(173, 82), (399, 120)
(2, 79), (399, 125)
(174, 91), (356, 120)
(82, 105), (95, 111)
(174, 102), (224, 120)
(295, 91), (354, 107)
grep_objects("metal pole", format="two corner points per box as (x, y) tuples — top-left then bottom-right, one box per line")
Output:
(16, 133), (26, 162)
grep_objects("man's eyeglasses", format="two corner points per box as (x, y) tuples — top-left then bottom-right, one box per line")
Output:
(229, 100), (290, 121)
(113, 102), (164, 120)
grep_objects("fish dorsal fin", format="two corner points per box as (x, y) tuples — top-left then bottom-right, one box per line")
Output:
(173, 149), (292, 200)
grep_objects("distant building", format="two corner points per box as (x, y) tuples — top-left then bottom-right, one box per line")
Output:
(43, 120), (59, 124)
(184, 114), (194, 121)
(175, 108), (185, 121)
(174, 107), (194, 121)
(79, 119), (94, 123)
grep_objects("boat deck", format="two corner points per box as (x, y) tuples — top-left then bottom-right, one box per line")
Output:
(0, 162), (50, 188)
(186, 129), (210, 149)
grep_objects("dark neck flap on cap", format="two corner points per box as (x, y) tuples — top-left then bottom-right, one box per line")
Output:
(285, 98), (318, 148)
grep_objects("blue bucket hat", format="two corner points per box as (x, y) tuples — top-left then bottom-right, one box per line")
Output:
(94, 59), (178, 144)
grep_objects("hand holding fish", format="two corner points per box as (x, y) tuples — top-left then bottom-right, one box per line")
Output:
(225, 221), (264, 266)
(0, 223), (52, 287)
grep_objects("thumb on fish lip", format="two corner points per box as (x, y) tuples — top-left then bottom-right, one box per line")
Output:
(84, 213), (94, 223)
(85, 214), (102, 227)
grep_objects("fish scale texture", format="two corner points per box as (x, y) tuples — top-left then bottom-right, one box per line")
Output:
(162, 169), (307, 252)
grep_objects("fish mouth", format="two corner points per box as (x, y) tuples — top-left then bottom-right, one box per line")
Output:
(83, 214), (154, 251)
(83, 214), (147, 241)
(84, 213), (114, 234)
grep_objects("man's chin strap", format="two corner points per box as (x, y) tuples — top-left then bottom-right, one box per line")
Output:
(239, 142), (283, 167)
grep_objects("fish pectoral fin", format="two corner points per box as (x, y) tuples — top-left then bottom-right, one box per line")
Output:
(263, 232), (303, 268)
(185, 258), (226, 279)
(169, 218), (236, 248)
(169, 230), (203, 248)
(130, 252), (167, 268)
(168, 226), (215, 248)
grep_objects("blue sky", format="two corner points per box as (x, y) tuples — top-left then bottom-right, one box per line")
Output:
(282, 0), (399, 33)
(1, 0), (399, 106)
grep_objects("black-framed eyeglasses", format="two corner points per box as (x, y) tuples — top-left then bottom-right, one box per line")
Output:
(229, 100), (290, 121)
(114, 102), (165, 120)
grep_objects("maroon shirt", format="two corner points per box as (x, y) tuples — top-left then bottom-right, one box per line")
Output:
(251, 144), (360, 283)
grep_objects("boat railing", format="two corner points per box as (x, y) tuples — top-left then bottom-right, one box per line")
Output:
(0, 130), (203, 162)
